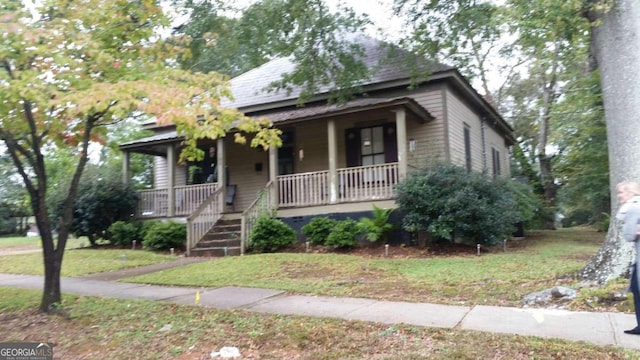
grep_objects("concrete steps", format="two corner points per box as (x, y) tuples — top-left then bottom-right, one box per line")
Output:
(190, 219), (242, 257)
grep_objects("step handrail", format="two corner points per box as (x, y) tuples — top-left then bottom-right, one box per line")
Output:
(186, 186), (224, 256)
(240, 180), (276, 255)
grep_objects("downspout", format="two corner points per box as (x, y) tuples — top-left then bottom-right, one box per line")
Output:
(481, 117), (488, 174)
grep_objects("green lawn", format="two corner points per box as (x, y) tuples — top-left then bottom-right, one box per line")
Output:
(126, 227), (619, 309)
(0, 287), (634, 360)
(0, 249), (177, 277)
(0, 235), (89, 249)
(0, 227), (635, 358)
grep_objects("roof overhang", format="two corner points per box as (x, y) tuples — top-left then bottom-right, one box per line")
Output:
(256, 96), (434, 125)
(119, 97), (433, 154)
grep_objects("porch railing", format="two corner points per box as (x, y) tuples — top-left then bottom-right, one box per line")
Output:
(338, 162), (398, 202)
(241, 180), (275, 255)
(278, 171), (329, 207)
(137, 189), (168, 217)
(137, 183), (217, 218)
(186, 186), (224, 256)
(175, 183), (218, 216)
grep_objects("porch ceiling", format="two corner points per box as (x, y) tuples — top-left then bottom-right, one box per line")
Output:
(119, 97), (432, 154)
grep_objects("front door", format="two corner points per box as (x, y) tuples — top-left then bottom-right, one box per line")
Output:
(186, 143), (218, 185)
(278, 129), (295, 175)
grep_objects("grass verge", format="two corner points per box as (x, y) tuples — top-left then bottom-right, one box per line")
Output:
(0, 249), (176, 277)
(0, 235), (88, 250)
(0, 287), (635, 359)
(127, 227), (619, 309)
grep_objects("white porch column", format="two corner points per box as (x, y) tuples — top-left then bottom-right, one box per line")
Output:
(327, 119), (338, 203)
(394, 108), (408, 180)
(217, 138), (226, 187)
(217, 138), (226, 211)
(269, 145), (279, 205)
(122, 151), (130, 185)
(167, 144), (176, 217)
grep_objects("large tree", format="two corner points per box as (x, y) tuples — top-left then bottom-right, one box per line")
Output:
(0, 0), (276, 312)
(578, 0), (640, 284)
(393, 0), (592, 229)
(174, 0), (373, 103)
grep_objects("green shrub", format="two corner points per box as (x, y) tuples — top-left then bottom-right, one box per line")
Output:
(301, 217), (338, 245)
(358, 205), (395, 243)
(326, 218), (361, 249)
(395, 163), (521, 245)
(250, 216), (296, 253)
(142, 221), (186, 251)
(108, 221), (142, 247)
(49, 170), (138, 246)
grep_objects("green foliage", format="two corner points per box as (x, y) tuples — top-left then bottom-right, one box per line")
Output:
(553, 72), (610, 228)
(250, 216), (296, 253)
(394, 0), (506, 88)
(0, 205), (17, 235)
(107, 221), (142, 247)
(301, 217), (338, 246)
(177, 0), (372, 103)
(357, 206), (395, 243)
(504, 180), (545, 227)
(50, 169), (138, 246)
(142, 221), (186, 251)
(395, 164), (521, 245)
(325, 218), (361, 249)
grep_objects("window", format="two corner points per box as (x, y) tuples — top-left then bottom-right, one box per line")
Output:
(345, 123), (397, 168)
(464, 126), (472, 172)
(360, 126), (385, 166)
(492, 147), (501, 177)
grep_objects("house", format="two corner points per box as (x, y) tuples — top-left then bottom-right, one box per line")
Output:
(119, 36), (515, 256)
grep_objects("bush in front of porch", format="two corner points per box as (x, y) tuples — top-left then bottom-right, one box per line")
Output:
(250, 216), (296, 253)
(142, 221), (186, 251)
(396, 164), (524, 246)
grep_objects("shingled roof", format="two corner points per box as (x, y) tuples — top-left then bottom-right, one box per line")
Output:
(224, 35), (454, 112)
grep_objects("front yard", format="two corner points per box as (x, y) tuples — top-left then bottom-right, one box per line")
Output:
(0, 226), (637, 358)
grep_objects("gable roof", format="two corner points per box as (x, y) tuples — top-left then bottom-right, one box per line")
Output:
(224, 35), (454, 112)
(126, 35), (514, 150)
(223, 35), (513, 143)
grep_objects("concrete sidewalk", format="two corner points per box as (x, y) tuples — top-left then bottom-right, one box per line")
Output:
(1, 273), (639, 352)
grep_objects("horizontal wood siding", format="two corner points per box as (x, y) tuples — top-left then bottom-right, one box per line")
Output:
(225, 138), (270, 211)
(405, 87), (447, 172)
(295, 120), (329, 173)
(154, 156), (168, 189)
(486, 125), (511, 176)
(446, 86), (485, 172)
(153, 147), (186, 189)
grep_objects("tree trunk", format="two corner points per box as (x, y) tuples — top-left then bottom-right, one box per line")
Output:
(538, 154), (557, 230)
(579, 0), (640, 284)
(36, 197), (62, 312)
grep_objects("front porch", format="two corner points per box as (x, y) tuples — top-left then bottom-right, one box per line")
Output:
(136, 162), (399, 219)
(120, 98), (434, 256)
(135, 162), (399, 256)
